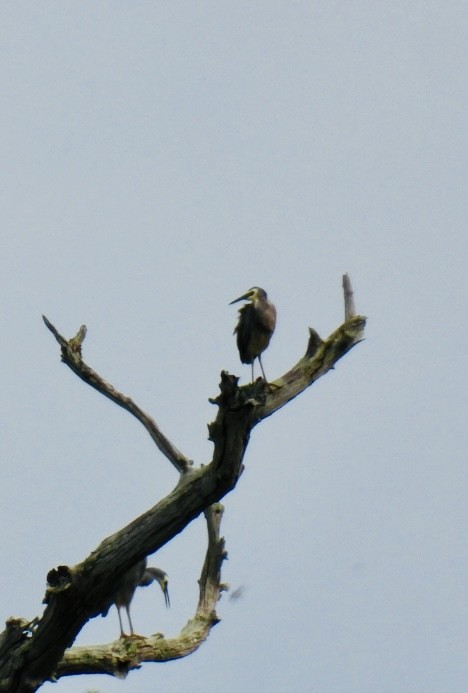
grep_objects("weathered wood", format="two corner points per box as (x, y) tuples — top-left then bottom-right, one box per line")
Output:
(0, 276), (366, 691)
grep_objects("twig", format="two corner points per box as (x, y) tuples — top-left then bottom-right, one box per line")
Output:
(342, 273), (356, 321)
(42, 316), (192, 474)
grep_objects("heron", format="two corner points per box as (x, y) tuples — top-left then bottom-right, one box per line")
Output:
(114, 558), (170, 637)
(230, 287), (276, 383)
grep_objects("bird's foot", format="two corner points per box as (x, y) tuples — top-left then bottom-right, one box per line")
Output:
(265, 380), (281, 394)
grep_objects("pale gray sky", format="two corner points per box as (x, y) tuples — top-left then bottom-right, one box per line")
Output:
(1, 2), (467, 692)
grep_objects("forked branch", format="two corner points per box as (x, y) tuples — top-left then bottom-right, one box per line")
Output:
(0, 276), (365, 691)
(53, 504), (227, 679)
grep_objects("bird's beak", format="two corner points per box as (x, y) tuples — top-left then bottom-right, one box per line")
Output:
(163, 585), (170, 608)
(229, 291), (250, 305)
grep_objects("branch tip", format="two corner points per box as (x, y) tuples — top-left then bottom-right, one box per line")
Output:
(342, 274), (356, 321)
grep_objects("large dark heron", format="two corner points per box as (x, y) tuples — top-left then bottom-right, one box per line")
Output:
(114, 559), (170, 637)
(230, 287), (276, 383)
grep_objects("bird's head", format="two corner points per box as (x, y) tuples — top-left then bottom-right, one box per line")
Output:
(229, 287), (267, 305)
(159, 574), (170, 608)
(143, 567), (170, 608)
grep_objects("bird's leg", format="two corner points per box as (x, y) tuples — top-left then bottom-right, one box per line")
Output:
(126, 605), (135, 636)
(258, 355), (280, 392)
(117, 607), (126, 638)
(258, 355), (268, 383)
(251, 362), (255, 383)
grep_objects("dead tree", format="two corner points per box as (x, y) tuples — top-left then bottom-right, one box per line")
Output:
(0, 275), (365, 692)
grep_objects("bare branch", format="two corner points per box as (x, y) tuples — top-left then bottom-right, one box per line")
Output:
(1, 384), (251, 691)
(53, 504), (227, 680)
(0, 278), (365, 690)
(197, 504), (227, 619)
(42, 315), (192, 474)
(259, 314), (366, 421)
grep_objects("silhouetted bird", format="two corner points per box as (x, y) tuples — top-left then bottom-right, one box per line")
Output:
(230, 287), (276, 383)
(114, 559), (169, 637)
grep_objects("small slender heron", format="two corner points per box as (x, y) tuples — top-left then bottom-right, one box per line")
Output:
(114, 559), (170, 637)
(230, 287), (276, 383)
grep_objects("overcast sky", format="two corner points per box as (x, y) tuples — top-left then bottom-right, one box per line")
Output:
(1, 2), (467, 692)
